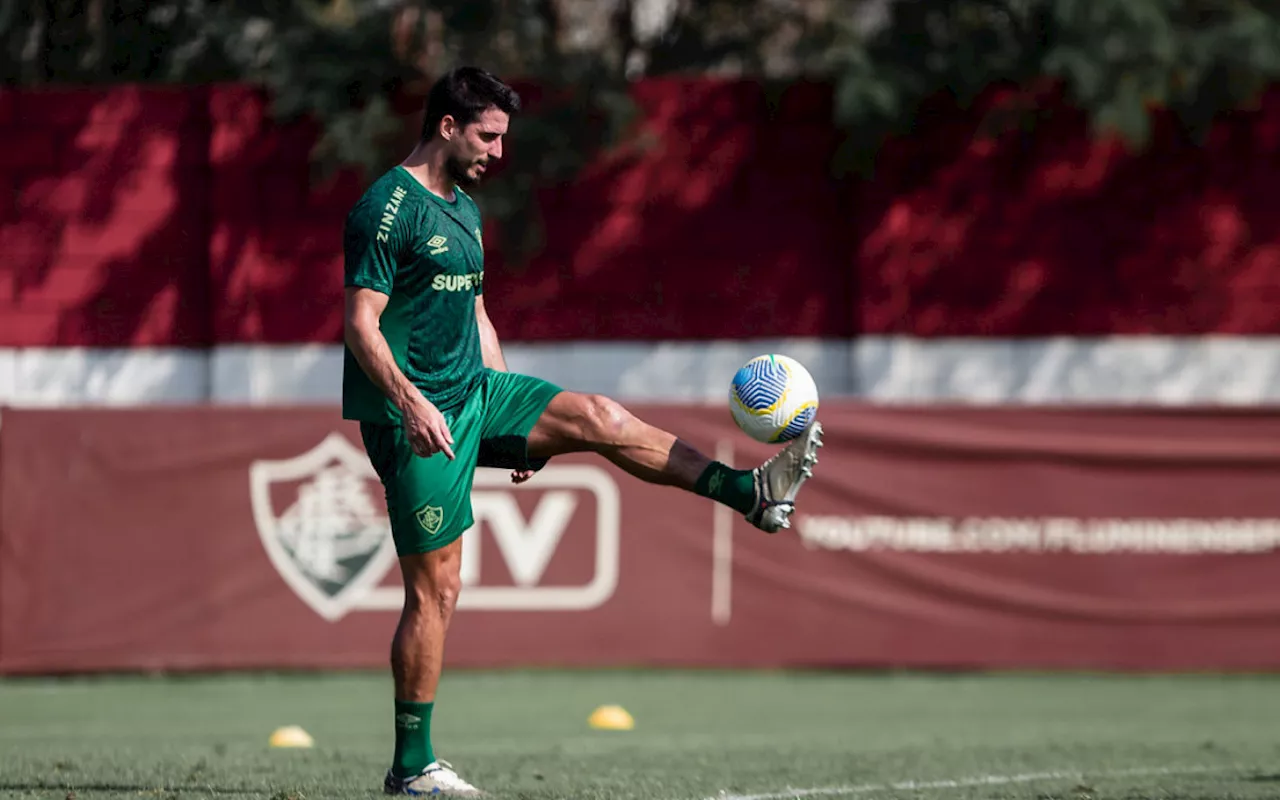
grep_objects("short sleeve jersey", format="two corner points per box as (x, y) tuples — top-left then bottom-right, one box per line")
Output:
(342, 166), (487, 424)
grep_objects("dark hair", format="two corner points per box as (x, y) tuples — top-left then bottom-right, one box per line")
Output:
(421, 66), (521, 141)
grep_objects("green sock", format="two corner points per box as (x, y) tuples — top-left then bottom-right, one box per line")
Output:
(695, 461), (757, 514)
(392, 700), (435, 778)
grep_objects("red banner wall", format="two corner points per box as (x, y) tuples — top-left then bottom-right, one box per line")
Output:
(5, 403), (1280, 674)
(6, 81), (1280, 347)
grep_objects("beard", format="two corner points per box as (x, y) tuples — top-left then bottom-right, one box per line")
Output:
(445, 154), (485, 187)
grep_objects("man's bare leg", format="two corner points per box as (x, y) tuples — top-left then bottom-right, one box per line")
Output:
(385, 538), (481, 794)
(527, 393), (709, 486)
(393, 538), (461, 700)
(526, 391), (822, 532)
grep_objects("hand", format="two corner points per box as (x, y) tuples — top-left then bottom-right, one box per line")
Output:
(510, 469), (534, 484)
(401, 391), (455, 460)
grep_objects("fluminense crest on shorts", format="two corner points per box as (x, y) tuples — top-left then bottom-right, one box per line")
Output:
(249, 433), (396, 621)
(416, 505), (444, 535)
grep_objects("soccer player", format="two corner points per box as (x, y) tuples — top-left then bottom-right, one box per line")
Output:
(342, 66), (823, 796)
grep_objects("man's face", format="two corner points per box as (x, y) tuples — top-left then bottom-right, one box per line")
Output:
(443, 107), (509, 187)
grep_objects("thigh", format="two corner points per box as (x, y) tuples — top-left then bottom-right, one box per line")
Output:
(522, 389), (632, 460)
(361, 399), (482, 556)
(476, 369), (563, 470)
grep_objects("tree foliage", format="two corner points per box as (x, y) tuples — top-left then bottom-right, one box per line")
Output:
(3, 0), (1279, 250)
(0, 0), (642, 257)
(828, 0), (1280, 174)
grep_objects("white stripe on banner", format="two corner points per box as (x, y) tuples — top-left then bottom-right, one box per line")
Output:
(3, 336), (1280, 407)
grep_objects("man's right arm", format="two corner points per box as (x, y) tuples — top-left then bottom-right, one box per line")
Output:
(345, 286), (455, 460)
(344, 287), (419, 413)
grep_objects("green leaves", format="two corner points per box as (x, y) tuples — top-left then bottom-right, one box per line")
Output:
(6, 0), (1278, 254)
(218, 4), (414, 179)
(828, 0), (1280, 171)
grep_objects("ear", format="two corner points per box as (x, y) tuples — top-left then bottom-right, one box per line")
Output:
(439, 114), (457, 141)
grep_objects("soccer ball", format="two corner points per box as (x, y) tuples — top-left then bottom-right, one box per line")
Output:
(728, 354), (820, 444)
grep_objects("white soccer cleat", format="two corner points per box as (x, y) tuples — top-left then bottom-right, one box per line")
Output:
(384, 760), (484, 796)
(745, 421), (823, 533)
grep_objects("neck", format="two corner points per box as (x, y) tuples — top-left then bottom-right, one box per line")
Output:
(400, 140), (456, 200)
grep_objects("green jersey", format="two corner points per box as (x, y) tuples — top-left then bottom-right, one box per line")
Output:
(342, 166), (487, 424)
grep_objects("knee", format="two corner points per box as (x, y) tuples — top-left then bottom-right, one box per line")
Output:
(433, 568), (462, 615)
(578, 393), (630, 444)
(406, 561), (462, 617)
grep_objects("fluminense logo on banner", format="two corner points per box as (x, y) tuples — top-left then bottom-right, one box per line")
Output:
(249, 433), (620, 621)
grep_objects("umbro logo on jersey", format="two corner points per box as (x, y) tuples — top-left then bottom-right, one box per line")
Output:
(427, 235), (449, 255)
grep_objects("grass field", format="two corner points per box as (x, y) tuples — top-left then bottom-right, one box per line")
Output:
(1, 669), (1278, 800)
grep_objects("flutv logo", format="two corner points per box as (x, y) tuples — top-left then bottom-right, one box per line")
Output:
(250, 433), (621, 621)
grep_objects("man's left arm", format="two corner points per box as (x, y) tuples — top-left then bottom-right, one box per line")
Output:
(476, 295), (508, 371)
(476, 294), (535, 484)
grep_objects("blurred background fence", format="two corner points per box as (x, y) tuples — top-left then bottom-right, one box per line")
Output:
(4, 0), (1280, 675)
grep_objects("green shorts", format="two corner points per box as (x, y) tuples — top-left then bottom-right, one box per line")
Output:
(360, 369), (563, 556)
